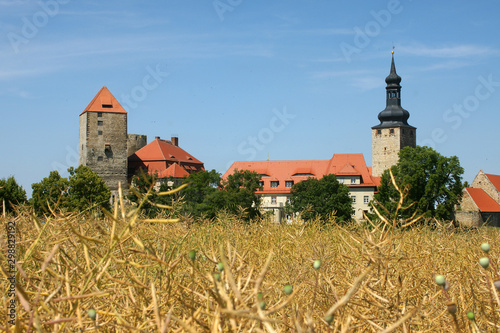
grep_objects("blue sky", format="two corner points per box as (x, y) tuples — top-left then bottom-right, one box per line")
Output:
(1, 0), (500, 197)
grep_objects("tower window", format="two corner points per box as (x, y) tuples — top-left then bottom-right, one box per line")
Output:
(410, 130), (414, 136)
(377, 129), (381, 135)
(98, 130), (103, 135)
(97, 112), (102, 117)
(102, 104), (113, 108)
(98, 120), (103, 126)
(97, 156), (103, 161)
(390, 129), (394, 134)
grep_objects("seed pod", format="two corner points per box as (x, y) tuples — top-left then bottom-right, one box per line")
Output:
(213, 273), (221, 282)
(217, 262), (224, 272)
(284, 284), (293, 295)
(447, 302), (457, 314)
(479, 257), (490, 269)
(435, 275), (446, 286)
(494, 280), (500, 290)
(467, 311), (475, 320)
(88, 309), (97, 321)
(481, 243), (490, 253)
(259, 301), (266, 310)
(257, 292), (263, 301)
(324, 315), (334, 324)
(313, 260), (321, 270)
(188, 250), (196, 261)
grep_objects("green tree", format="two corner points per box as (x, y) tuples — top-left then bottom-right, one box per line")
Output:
(66, 166), (111, 212)
(31, 171), (69, 215)
(0, 176), (27, 213)
(288, 174), (353, 222)
(216, 169), (262, 219)
(178, 169), (222, 218)
(373, 146), (464, 221)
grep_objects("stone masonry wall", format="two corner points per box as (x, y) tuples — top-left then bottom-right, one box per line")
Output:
(79, 111), (128, 192)
(471, 170), (500, 203)
(372, 126), (416, 177)
(455, 211), (483, 227)
(127, 134), (147, 157)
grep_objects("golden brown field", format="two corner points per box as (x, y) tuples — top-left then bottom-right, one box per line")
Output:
(1, 208), (500, 332)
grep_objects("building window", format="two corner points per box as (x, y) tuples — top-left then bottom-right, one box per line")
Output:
(97, 156), (103, 161)
(97, 112), (102, 117)
(364, 196), (369, 204)
(338, 179), (344, 184)
(270, 181), (279, 188)
(271, 196), (277, 204)
(259, 181), (264, 188)
(410, 130), (414, 136)
(98, 130), (103, 135)
(102, 104), (112, 108)
(351, 178), (357, 184)
(98, 120), (103, 126)
(377, 129), (381, 135)
(287, 196), (291, 204)
(351, 196), (356, 203)
(390, 129), (394, 134)
(285, 180), (294, 188)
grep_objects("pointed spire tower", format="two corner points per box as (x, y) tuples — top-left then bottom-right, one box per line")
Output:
(79, 86), (128, 195)
(371, 52), (416, 177)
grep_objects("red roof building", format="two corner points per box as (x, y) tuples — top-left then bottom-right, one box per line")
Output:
(456, 170), (500, 227)
(223, 154), (380, 221)
(128, 136), (204, 180)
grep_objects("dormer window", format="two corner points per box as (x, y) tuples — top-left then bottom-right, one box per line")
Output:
(102, 104), (113, 108)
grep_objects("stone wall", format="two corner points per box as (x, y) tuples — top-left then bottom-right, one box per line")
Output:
(455, 210), (482, 227)
(471, 170), (500, 203)
(79, 111), (128, 192)
(127, 134), (147, 157)
(372, 126), (416, 177)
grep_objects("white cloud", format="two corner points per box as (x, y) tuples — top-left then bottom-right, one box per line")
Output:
(399, 44), (499, 58)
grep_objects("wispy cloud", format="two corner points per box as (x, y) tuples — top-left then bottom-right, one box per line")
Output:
(399, 44), (500, 58)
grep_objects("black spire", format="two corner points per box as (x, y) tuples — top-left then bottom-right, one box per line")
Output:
(372, 52), (414, 129)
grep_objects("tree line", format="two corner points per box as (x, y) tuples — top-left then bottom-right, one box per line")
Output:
(1, 146), (465, 223)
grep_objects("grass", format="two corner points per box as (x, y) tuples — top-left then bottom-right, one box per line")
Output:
(1, 204), (500, 332)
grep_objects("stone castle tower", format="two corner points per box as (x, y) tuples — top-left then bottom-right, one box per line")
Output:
(79, 87), (132, 194)
(372, 53), (416, 177)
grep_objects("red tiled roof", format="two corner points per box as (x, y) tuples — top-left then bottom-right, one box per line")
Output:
(466, 188), (500, 212)
(485, 174), (500, 193)
(129, 137), (203, 165)
(158, 163), (190, 178)
(223, 154), (378, 194)
(81, 86), (127, 115)
(128, 137), (204, 178)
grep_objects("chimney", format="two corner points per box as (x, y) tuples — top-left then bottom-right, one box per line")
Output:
(171, 136), (179, 146)
(155, 136), (160, 140)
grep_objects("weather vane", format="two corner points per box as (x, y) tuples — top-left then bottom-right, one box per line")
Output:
(392, 44), (395, 54)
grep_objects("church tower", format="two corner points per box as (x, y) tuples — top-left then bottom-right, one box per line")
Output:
(372, 52), (416, 177)
(79, 86), (128, 194)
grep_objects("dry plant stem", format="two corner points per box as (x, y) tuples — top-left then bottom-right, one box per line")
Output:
(485, 273), (499, 332)
(325, 263), (374, 317)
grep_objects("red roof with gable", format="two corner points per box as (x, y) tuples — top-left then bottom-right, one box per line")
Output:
(223, 154), (378, 194)
(80, 86), (127, 115)
(158, 163), (190, 178)
(128, 136), (204, 178)
(466, 188), (500, 212)
(485, 174), (500, 193)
